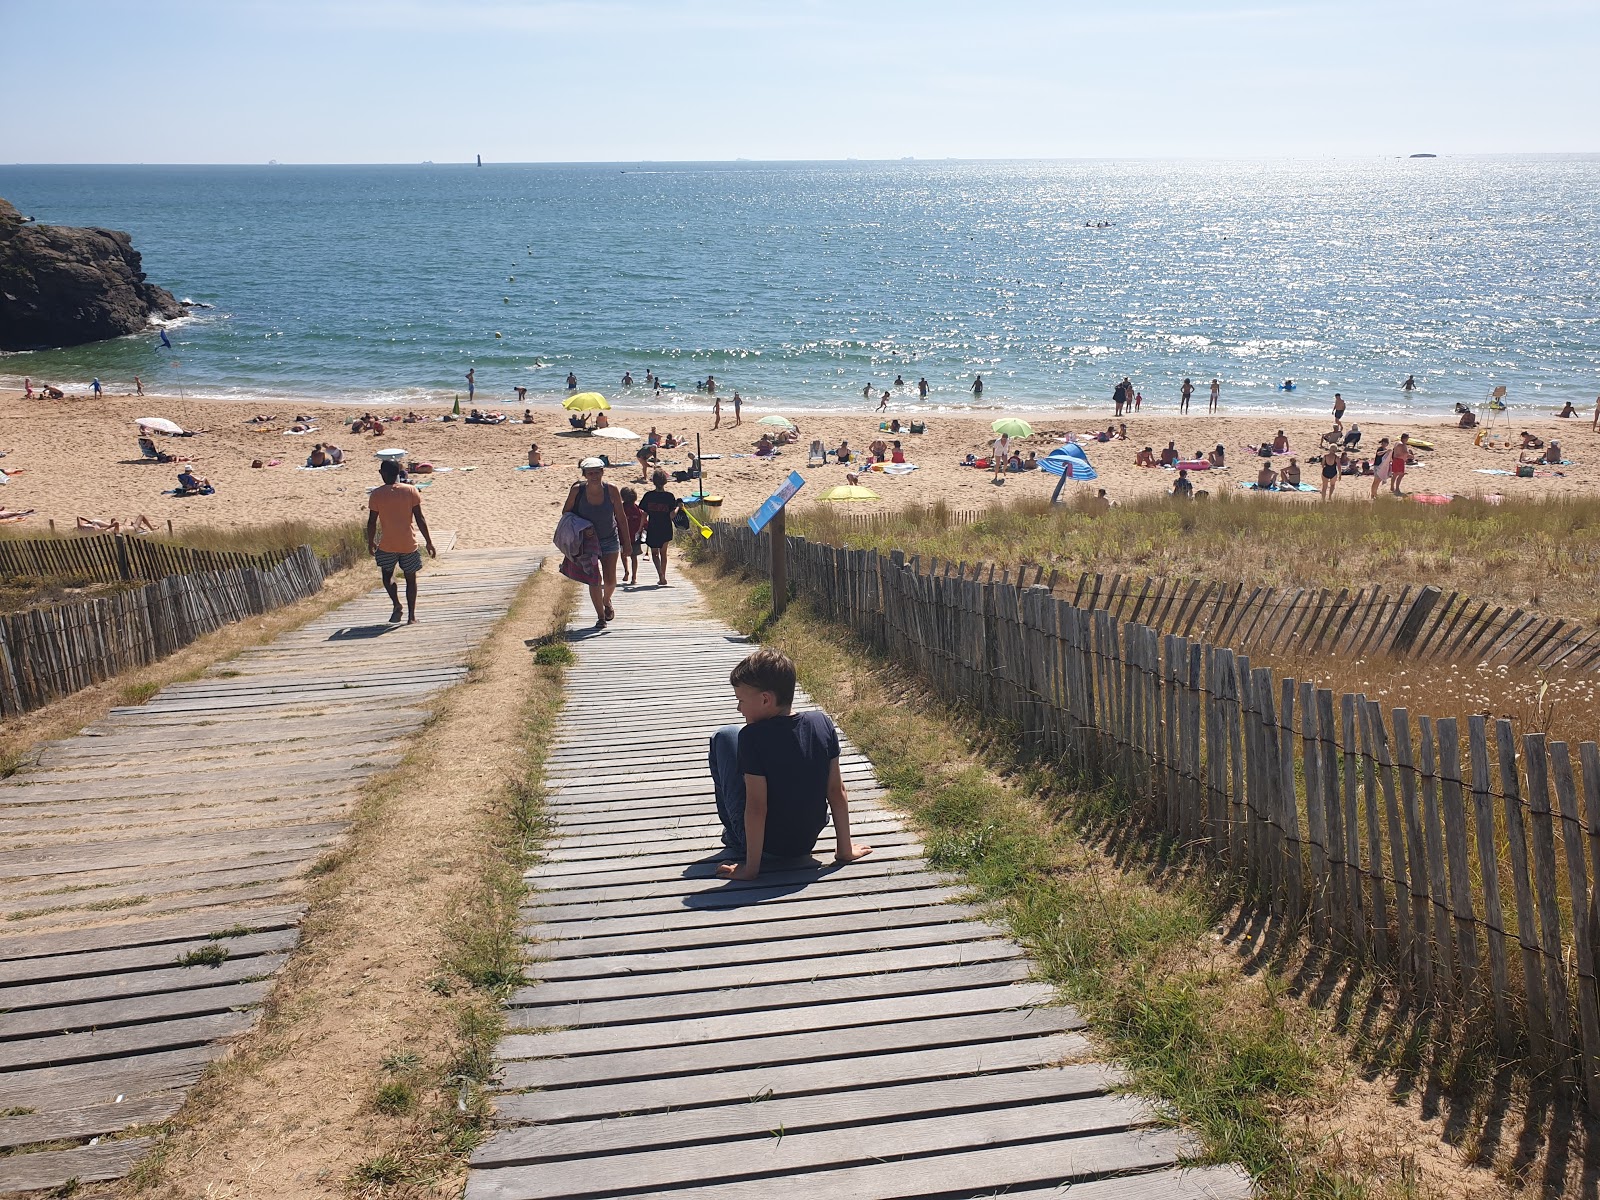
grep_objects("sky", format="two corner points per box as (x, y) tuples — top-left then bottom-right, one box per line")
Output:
(4, 0), (1598, 163)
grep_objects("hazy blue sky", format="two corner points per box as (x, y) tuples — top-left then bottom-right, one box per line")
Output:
(6, 0), (1597, 162)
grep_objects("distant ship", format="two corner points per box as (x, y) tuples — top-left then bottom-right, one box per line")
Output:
(1409, 153), (1437, 158)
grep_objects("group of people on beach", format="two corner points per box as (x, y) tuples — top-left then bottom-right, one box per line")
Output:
(553, 459), (688, 628)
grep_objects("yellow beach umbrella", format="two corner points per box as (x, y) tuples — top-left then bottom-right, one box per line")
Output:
(563, 391), (610, 411)
(817, 484), (880, 501)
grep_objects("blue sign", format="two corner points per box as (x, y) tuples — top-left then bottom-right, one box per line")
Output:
(748, 470), (806, 534)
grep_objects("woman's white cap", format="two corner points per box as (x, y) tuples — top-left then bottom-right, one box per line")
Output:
(579, 457), (606, 471)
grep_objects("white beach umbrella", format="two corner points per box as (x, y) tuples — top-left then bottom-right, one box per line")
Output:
(374, 447), (409, 460)
(590, 426), (641, 440)
(135, 417), (185, 435)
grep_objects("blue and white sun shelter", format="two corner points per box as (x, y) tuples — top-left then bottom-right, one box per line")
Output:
(1042, 443), (1097, 503)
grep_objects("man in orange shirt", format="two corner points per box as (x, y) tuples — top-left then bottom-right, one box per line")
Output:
(366, 459), (436, 624)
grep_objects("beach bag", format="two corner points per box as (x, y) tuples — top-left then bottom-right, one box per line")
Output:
(672, 509), (691, 530)
(1517, 465), (1535, 478)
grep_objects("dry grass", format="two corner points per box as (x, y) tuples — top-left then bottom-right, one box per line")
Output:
(792, 493), (1600, 750)
(792, 493), (1600, 625)
(0, 516), (365, 561)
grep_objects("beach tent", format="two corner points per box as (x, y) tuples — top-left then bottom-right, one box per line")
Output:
(1042, 444), (1097, 504)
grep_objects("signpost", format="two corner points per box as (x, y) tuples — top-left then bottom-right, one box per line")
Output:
(749, 470), (806, 617)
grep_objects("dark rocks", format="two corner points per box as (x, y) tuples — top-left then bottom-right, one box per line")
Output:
(0, 197), (187, 352)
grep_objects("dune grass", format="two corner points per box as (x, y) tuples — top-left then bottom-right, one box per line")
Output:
(0, 517), (366, 562)
(791, 493), (1600, 624)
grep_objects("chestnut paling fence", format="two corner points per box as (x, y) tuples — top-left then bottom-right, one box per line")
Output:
(709, 522), (1600, 1106)
(0, 544), (349, 718)
(0, 532), (296, 584)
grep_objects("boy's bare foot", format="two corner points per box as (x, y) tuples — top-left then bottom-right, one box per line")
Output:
(835, 843), (874, 864)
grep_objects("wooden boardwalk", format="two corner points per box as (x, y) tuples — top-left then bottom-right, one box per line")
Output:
(469, 581), (1252, 1200)
(0, 545), (544, 1194)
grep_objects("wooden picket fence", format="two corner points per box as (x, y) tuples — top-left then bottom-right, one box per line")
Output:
(709, 523), (1600, 1103)
(0, 533), (289, 584)
(0, 545), (341, 718)
(794, 512), (1600, 672)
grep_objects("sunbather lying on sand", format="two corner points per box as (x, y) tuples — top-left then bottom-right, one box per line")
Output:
(77, 514), (156, 533)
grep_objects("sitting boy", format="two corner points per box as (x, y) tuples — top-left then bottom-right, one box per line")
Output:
(709, 649), (872, 881)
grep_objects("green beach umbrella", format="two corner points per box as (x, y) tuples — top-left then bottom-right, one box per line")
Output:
(563, 391), (610, 411)
(757, 415), (797, 429)
(452, 396), (461, 416)
(991, 418), (1033, 438)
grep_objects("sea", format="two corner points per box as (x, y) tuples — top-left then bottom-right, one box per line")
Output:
(1, 157), (1596, 417)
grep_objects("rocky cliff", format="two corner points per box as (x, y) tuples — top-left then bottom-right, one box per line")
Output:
(0, 197), (187, 352)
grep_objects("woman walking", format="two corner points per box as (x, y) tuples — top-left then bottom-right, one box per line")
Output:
(639, 468), (683, 586)
(563, 457), (629, 627)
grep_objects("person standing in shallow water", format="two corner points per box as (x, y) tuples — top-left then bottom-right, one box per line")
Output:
(1209, 378), (1220, 413)
(367, 459), (437, 624)
(972, 375), (984, 398)
(466, 368), (474, 401)
(1180, 377), (1193, 414)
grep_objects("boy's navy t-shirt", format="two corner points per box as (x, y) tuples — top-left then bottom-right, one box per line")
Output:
(736, 710), (838, 857)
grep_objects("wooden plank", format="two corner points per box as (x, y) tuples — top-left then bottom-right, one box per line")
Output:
(1523, 733), (1576, 1075)
(474, 1063), (1119, 1166)
(503, 983), (1056, 1060)
(467, 1093), (1153, 1200)
(492, 1032), (1091, 1124)
(1495, 719), (1551, 1054)
(1467, 716), (1514, 1046)
(497, 1007), (1085, 1089)
(1362, 699), (1408, 980)
(1436, 719), (1483, 1009)
(466, 1129), (1192, 1200)
(506, 960), (1032, 1030)
(1354, 694), (1390, 964)
(1378, 704), (1430, 997)
(0, 1137), (158, 1193)
(0, 1092), (180, 1151)
(1549, 740), (1600, 1107)
(1408, 712), (1456, 996)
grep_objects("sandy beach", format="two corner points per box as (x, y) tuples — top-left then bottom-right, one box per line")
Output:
(0, 389), (1595, 548)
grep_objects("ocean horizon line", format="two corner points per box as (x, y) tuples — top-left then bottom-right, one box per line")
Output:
(9, 151), (1600, 170)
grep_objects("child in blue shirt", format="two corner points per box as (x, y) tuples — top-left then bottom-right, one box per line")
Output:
(709, 648), (873, 881)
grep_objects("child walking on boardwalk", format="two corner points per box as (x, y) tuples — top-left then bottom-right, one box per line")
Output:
(709, 649), (873, 881)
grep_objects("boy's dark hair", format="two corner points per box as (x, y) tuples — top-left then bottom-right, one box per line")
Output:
(379, 459), (401, 483)
(730, 648), (796, 708)
(620, 486), (638, 503)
